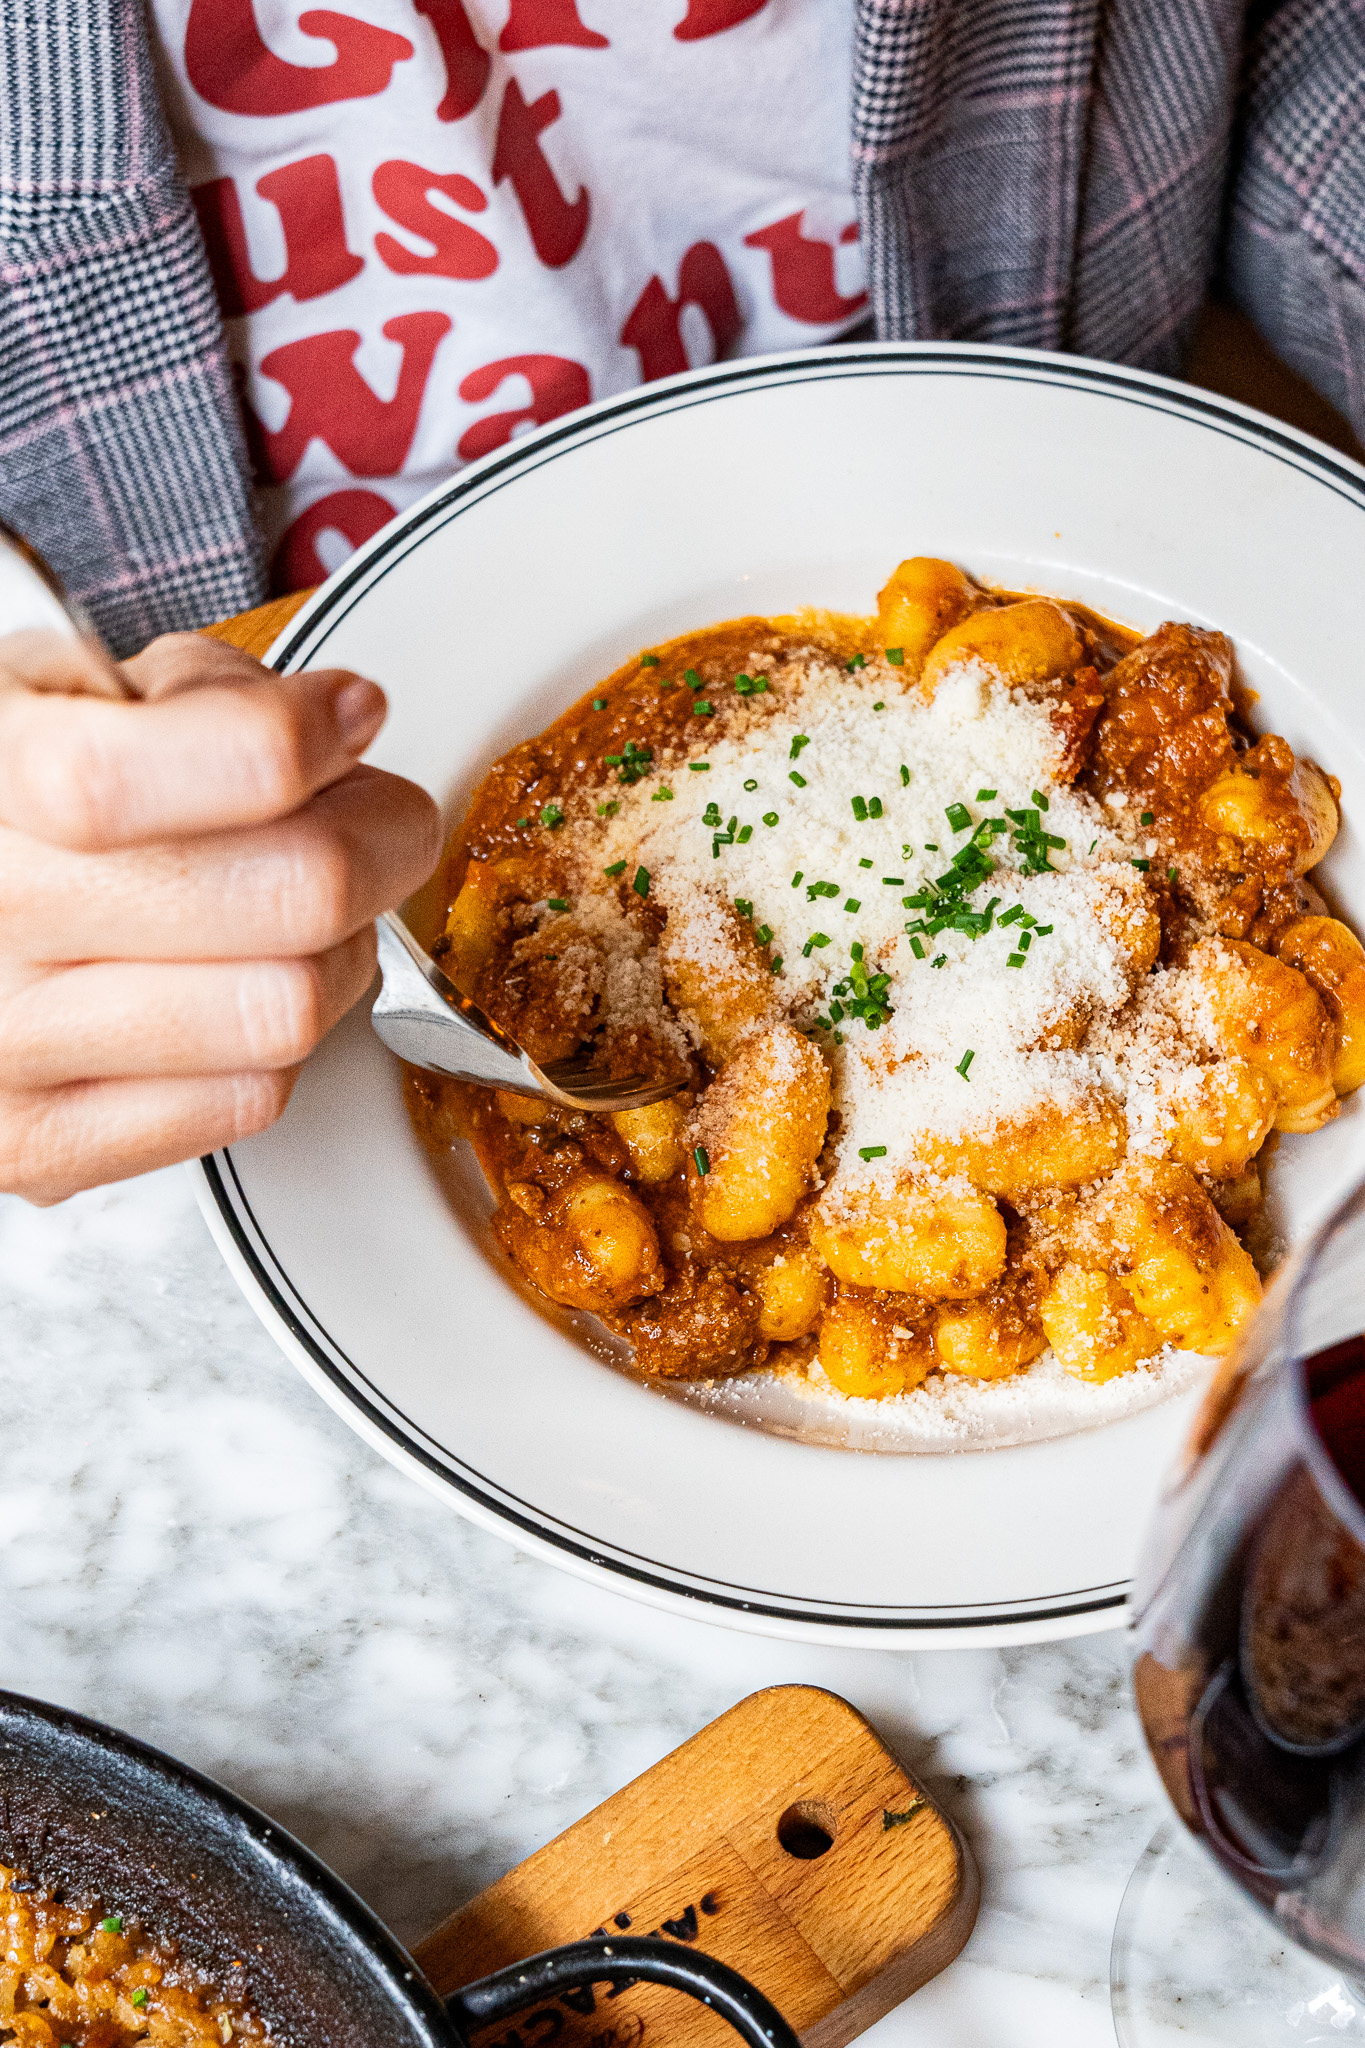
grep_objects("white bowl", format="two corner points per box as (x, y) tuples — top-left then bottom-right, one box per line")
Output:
(194, 342), (1365, 1649)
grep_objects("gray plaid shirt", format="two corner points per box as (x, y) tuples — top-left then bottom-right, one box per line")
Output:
(2, 0), (1361, 653)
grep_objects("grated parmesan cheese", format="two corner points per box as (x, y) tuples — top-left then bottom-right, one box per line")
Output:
(555, 651), (1201, 1211)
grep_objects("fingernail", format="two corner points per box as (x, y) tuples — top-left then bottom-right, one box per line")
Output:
(335, 677), (386, 750)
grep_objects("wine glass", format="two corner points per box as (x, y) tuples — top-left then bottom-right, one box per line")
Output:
(1115, 1175), (1365, 2043)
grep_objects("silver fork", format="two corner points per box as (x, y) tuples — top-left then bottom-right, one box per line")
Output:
(372, 912), (680, 1113)
(0, 523), (679, 1117)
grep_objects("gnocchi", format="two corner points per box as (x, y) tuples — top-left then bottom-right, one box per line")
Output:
(1275, 915), (1365, 1096)
(1194, 937), (1337, 1134)
(1080, 1160), (1261, 1356)
(809, 1182), (1007, 1299)
(693, 1023), (829, 1241)
(408, 558), (1358, 1413)
(920, 597), (1082, 696)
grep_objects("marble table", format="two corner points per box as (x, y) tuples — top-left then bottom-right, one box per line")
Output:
(0, 1167), (1198, 2044)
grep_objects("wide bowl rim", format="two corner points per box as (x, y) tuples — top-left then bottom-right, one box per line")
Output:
(194, 338), (1365, 1649)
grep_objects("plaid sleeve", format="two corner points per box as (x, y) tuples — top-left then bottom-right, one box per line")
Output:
(1223, 0), (1365, 446)
(852, 0), (1242, 371)
(0, 0), (264, 655)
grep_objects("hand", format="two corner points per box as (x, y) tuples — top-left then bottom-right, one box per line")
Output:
(0, 629), (442, 1204)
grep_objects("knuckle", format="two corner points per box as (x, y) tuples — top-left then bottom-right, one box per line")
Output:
(238, 691), (315, 815)
(229, 1069), (295, 1141)
(285, 824), (356, 950)
(12, 722), (116, 849)
(237, 960), (325, 1067)
(0, 1091), (75, 1205)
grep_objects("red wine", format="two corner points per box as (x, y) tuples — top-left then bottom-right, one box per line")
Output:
(1307, 1334), (1365, 1508)
(1134, 1333), (1365, 1962)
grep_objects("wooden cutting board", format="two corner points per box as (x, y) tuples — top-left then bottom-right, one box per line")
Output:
(412, 1686), (977, 2048)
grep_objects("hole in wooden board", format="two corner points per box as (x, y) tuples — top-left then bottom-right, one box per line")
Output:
(777, 1800), (836, 1859)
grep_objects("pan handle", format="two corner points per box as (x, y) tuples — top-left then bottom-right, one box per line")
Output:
(445, 1935), (801, 2048)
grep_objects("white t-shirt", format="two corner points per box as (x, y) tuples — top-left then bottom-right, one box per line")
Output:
(149, 0), (864, 589)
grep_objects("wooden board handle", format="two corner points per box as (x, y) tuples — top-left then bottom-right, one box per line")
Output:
(202, 587), (316, 659)
(413, 1687), (977, 2048)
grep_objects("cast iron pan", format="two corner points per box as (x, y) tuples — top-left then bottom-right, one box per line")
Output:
(0, 1690), (799, 2048)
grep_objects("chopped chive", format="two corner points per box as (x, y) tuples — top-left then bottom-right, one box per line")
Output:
(829, 999), (844, 1021)
(900, 764), (910, 784)
(652, 786), (673, 801)
(882, 876), (904, 886)
(886, 647), (905, 665)
(1033, 923), (1053, 936)
(846, 652), (866, 671)
(955, 1049), (974, 1079)
(791, 871), (803, 886)
(546, 897), (570, 912)
(868, 796), (883, 818)
(873, 700), (885, 711)
(859, 857), (873, 869)
(743, 778), (759, 792)
(596, 800), (619, 816)
(540, 802), (564, 829)
(693, 1146), (710, 1176)
(131, 1989), (149, 2008)
(604, 753), (622, 765)
(592, 697), (608, 711)
(757, 924), (773, 944)
(770, 955), (783, 973)
(516, 816), (530, 828)
(640, 653), (659, 667)
(802, 932), (831, 955)
(976, 788), (997, 801)
(735, 897), (753, 918)
(684, 668), (701, 687)
(101, 1917), (123, 1933)
(1088, 838), (1097, 853)
(931, 954), (947, 968)
(763, 811), (779, 826)
(1168, 865), (1178, 884)
(1131, 857), (1150, 872)
(851, 795), (868, 821)
(689, 761), (710, 771)
(692, 699), (714, 716)
(850, 941), (864, 962)
(632, 865), (650, 897)
(945, 801), (971, 833)
(1140, 810), (1155, 825)
(924, 843), (939, 852)
(604, 859), (626, 877)
(859, 1144), (888, 1160)
(909, 934), (925, 958)
(737, 824), (753, 842)
(790, 770), (807, 787)
(703, 801), (722, 826)
(844, 898), (860, 912)
(1007, 951), (1026, 968)
(790, 734), (810, 759)
(1031, 789), (1049, 810)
